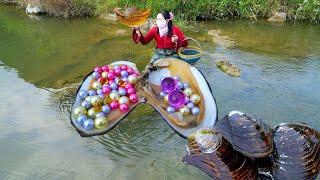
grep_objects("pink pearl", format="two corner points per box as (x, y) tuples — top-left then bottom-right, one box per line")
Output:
(127, 68), (134, 75)
(119, 103), (129, 112)
(127, 87), (136, 95)
(102, 65), (109, 72)
(107, 73), (115, 80)
(114, 68), (121, 76)
(108, 79), (114, 84)
(102, 86), (111, 94)
(120, 65), (127, 70)
(97, 77), (106, 84)
(110, 101), (119, 110)
(125, 83), (133, 89)
(109, 69), (115, 74)
(94, 66), (102, 73)
(129, 94), (138, 103)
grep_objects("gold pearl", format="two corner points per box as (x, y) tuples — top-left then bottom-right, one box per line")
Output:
(90, 95), (103, 107)
(190, 94), (201, 105)
(128, 75), (138, 84)
(103, 96), (112, 105)
(183, 88), (194, 97)
(87, 107), (98, 118)
(164, 94), (169, 104)
(179, 106), (190, 116)
(92, 81), (102, 90)
(94, 117), (108, 129)
(73, 106), (87, 117)
(109, 92), (120, 101)
(101, 72), (108, 78)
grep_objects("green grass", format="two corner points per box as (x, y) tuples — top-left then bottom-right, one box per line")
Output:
(2, 0), (320, 22)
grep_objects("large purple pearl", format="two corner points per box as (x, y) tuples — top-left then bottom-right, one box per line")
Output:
(161, 77), (176, 93)
(168, 90), (185, 108)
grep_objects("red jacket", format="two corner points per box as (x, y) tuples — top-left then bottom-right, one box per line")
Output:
(132, 26), (188, 50)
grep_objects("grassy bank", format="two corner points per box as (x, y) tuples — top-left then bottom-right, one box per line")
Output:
(2, 0), (320, 22)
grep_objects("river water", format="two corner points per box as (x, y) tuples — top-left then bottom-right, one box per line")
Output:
(0, 5), (319, 180)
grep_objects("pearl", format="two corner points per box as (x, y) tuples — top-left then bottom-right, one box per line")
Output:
(102, 65), (109, 72)
(128, 74), (138, 84)
(97, 89), (103, 95)
(187, 102), (195, 109)
(107, 73), (115, 80)
(85, 96), (92, 102)
(173, 76), (180, 81)
(179, 106), (190, 116)
(183, 88), (193, 97)
(118, 88), (127, 96)
(76, 115), (87, 125)
(190, 94), (201, 105)
(94, 66), (102, 73)
(98, 94), (105, 99)
(110, 82), (118, 90)
(103, 96), (112, 105)
(113, 65), (120, 69)
(121, 70), (128, 77)
(83, 119), (94, 130)
(125, 83), (133, 89)
(117, 79), (126, 87)
(185, 96), (190, 104)
(78, 90), (88, 99)
(110, 101), (119, 110)
(129, 94), (138, 103)
(114, 68), (121, 76)
(119, 103), (129, 112)
(118, 96), (129, 104)
(166, 106), (175, 113)
(88, 90), (97, 96)
(191, 107), (200, 115)
(102, 86), (111, 95)
(102, 105), (111, 114)
(101, 72), (108, 78)
(73, 106), (87, 117)
(90, 95), (103, 107)
(92, 72), (100, 79)
(81, 100), (91, 109)
(97, 77), (107, 84)
(183, 82), (190, 89)
(109, 92), (120, 101)
(87, 107), (99, 118)
(127, 67), (134, 74)
(127, 87), (136, 95)
(94, 117), (108, 129)
(122, 77), (128, 82)
(120, 65), (127, 70)
(176, 81), (184, 90)
(160, 91), (167, 98)
(95, 112), (106, 118)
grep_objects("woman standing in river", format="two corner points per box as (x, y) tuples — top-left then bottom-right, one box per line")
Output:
(132, 10), (188, 62)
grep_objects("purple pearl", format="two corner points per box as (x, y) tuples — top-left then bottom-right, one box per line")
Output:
(187, 102), (195, 109)
(118, 88), (127, 96)
(81, 101), (91, 109)
(102, 84), (110, 89)
(110, 82), (118, 90)
(88, 90), (97, 96)
(168, 90), (185, 108)
(160, 91), (167, 97)
(166, 106), (175, 113)
(102, 105), (111, 114)
(185, 97), (190, 104)
(92, 72), (100, 79)
(176, 81), (184, 90)
(78, 90), (88, 99)
(111, 89), (118, 93)
(83, 119), (94, 130)
(121, 70), (128, 77)
(161, 77), (177, 93)
(76, 115), (87, 125)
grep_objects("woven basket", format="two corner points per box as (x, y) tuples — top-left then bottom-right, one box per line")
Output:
(178, 37), (202, 64)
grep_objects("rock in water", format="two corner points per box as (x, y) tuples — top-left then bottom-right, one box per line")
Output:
(26, 3), (44, 15)
(215, 59), (241, 77)
(268, 12), (286, 22)
(208, 29), (236, 48)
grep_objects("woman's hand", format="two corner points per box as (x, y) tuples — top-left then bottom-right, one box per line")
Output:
(132, 26), (141, 38)
(171, 35), (178, 43)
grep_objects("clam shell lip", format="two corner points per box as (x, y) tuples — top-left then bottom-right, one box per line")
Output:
(271, 123), (320, 179)
(70, 61), (141, 137)
(147, 60), (218, 138)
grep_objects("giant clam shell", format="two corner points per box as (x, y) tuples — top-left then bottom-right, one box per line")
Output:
(71, 61), (143, 137)
(214, 111), (273, 158)
(271, 123), (320, 179)
(140, 58), (218, 138)
(182, 128), (258, 179)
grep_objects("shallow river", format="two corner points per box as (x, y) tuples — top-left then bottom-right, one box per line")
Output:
(0, 5), (319, 180)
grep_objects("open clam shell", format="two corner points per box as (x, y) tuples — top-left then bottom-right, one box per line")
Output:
(70, 61), (143, 137)
(214, 111), (273, 158)
(182, 128), (258, 179)
(271, 123), (320, 179)
(140, 58), (218, 138)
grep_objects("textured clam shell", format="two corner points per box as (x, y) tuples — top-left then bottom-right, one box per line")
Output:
(182, 128), (258, 179)
(71, 61), (142, 137)
(142, 58), (218, 138)
(214, 111), (273, 158)
(271, 123), (320, 179)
